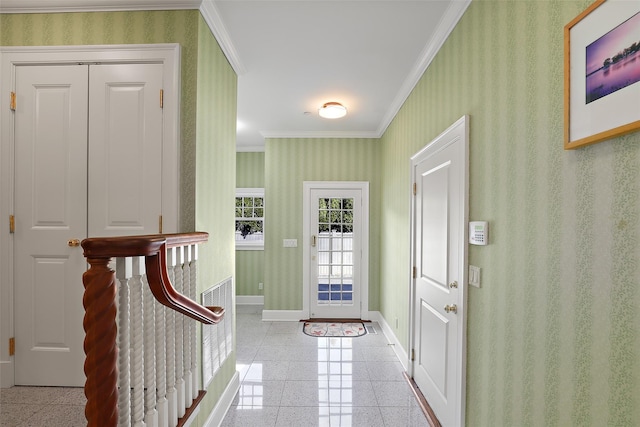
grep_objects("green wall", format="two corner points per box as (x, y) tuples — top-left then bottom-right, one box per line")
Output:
(193, 13), (237, 424)
(235, 152), (266, 296)
(380, 1), (640, 425)
(1, 11), (238, 425)
(264, 138), (381, 311)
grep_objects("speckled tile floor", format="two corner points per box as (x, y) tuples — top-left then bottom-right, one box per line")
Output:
(0, 305), (426, 427)
(0, 385), (86, 427)
(221, 305), (427, 427)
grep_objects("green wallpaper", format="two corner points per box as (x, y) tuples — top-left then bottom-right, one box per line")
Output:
(380, 1), (639, 425)
(1, 10), (238, 426)
(235, 152), (265, 296)
(193, 13), (237, 423)
(0, 10), (199, 231)
(236, 152), (265, 188)
(264, 138), (381, 311)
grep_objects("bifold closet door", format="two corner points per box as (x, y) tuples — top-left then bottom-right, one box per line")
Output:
(14, 64), (89, 386)
(88, 63), (163, 237)
(14, 62), (165, 386)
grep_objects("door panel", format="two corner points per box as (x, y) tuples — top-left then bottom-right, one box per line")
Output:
(88, 63), (163, 237)
(14, 64), (88, 386)
(420, 163), (450, 288)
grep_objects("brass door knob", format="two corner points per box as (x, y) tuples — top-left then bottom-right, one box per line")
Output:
(67, 239), (81, 247)
(444, 304), (457, 314)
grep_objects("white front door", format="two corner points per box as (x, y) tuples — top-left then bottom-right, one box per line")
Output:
(13, 62), (164, 386)
(410, 116), (468, 426)
(14, 65), (89, 386)
(304, 182), (369, 319)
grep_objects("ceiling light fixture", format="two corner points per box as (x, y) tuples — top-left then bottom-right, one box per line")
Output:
(319, 102), (347, 119)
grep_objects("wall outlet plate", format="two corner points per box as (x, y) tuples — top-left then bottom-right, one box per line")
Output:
(283, 239), (298, 247)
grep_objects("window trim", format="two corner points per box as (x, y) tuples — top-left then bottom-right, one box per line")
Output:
(235, 188), (264, 251)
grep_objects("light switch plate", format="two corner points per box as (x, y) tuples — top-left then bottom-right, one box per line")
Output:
(469, 265), (481, 288)
(283, 239), (298, 248)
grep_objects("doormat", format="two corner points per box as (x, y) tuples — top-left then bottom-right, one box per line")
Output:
(303, 322), (367, 337)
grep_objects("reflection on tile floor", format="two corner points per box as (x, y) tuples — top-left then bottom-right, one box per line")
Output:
(222, 305), (427, 427)
(0, 305), (426, 427)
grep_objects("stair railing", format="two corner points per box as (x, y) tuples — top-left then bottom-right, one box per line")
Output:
(81, 232), (224, 427)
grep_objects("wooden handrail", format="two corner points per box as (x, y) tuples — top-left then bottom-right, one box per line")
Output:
(80, 232), (223, 427)
(82, 232), (224, 324)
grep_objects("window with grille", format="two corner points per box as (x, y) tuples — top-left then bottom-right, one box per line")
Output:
(235, 188), (264, 250)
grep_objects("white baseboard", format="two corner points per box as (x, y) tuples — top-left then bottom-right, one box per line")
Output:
(261, 310), (305, 322)
(204, 371), (240, 427)
(0, 360), (14, 388)
(367, 311), (409, 371)
(235, 295), (264, 305)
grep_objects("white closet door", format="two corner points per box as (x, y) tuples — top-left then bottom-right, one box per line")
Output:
(88, 63), (164, 237)
(14, 65), (88, 386)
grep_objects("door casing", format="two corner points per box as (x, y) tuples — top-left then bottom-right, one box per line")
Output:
(0, 44), (181, 387)
(408, 115), (469, 426)
(303, 181), (369, 320)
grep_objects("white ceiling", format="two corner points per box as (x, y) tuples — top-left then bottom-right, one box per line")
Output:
(0, 0), (471, 150)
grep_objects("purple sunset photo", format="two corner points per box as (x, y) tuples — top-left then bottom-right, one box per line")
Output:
(585, 11), (640, 104)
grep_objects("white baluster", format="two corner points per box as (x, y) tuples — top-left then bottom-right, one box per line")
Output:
(182, 245), (192, 404)
(155, 280), (168, 427)
(174, 247), (186, 418)
(190, 244), (199, 398)
(131, 256), (146, 427)
(116, 257), (132, 427)
(142, 272), (158, 427)
(166, 248), (178, 427)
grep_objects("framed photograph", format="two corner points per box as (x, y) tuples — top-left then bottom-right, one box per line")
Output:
(564, 0), (640, 149)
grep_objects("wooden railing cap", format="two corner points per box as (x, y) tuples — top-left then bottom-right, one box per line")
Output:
(81, 232), (209, 258)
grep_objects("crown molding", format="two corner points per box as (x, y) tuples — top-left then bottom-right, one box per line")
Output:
(199, 0), (246, 75)
(376, 0), (472, 138)
(0, 0), (201, 13)
(236, 145), (265, 153)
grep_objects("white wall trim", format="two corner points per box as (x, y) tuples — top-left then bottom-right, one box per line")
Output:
(367, 311), (409, 371)
(376, 0), (471, 138)
(262, 310), (305, 322)
(236, 295), (264, 306)
(0, 0), (201, 13)
(203, 371), (240, 427)
(199, 0), (246, 76)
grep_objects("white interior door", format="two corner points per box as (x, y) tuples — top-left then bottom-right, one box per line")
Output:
(14, 64), (88, 386)
(13, 62), (165, 386)
(411, 116), (468, 426)
(305, 183), (369, 319)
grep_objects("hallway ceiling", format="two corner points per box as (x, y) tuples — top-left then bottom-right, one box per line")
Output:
(0, 0), (471, 150)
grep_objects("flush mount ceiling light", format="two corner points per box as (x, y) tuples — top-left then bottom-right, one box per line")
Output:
(318, 102), (347, 119)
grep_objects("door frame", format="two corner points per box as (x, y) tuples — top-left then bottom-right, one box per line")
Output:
(302, 181), (369, 320)
(0, 44), (181, 387)
(408, 115), (469, 426)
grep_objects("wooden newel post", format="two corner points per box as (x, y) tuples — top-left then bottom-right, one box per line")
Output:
(83, 256), (119, 427)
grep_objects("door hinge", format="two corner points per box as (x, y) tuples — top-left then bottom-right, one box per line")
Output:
(9, 215), (15, 233)
(412, 266), (417, 279)
(158, 215), (163, 234)
(411, 349), (415, 361)
(160, 89), (164, 108)
(9, 337), (15, 356)
(10, 92), (16, 111)
(413, 182), (416, 195)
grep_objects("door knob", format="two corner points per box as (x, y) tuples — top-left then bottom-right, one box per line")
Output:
(67, 239), (81, 247)
(444, 304), (457, 314)
(449, 281), (458, 289)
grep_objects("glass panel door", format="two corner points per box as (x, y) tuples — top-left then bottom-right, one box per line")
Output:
(309, 188), (362, 319)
